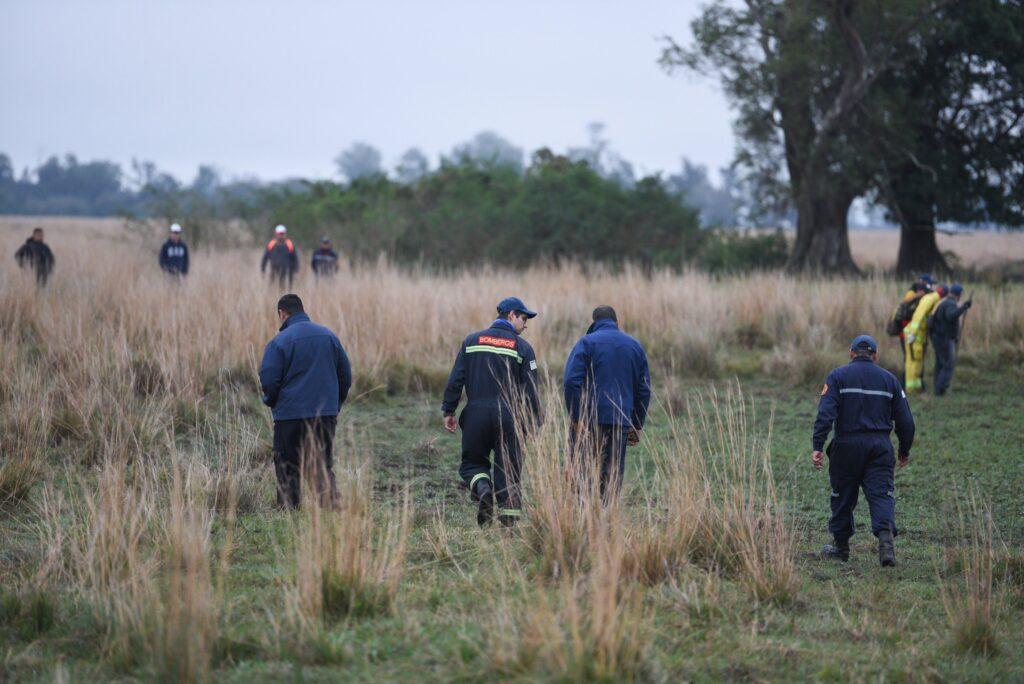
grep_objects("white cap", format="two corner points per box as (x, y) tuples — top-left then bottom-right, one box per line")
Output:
(169, 223), (182, 233)
(274, 224), (287, 234)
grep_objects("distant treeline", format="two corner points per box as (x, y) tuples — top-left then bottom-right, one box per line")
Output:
(0, 144), (788, 271)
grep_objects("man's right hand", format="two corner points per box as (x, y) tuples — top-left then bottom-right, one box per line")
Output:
(812, 450), (825, 470)
(443, 415), (458, 433)
(898, 453), (911, 468)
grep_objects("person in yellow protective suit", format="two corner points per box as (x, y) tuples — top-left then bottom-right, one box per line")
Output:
(902, 284), (942, 393)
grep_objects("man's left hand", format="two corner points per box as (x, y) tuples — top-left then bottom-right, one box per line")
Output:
(812, 450), (825, 470)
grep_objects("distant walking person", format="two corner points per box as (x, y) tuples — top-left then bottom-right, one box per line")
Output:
(14, 227), (55, 286)
(311, 236), (339, 278)
(261, 225), (299, 288)
(930, 283), (972, 396)
(158, 223), (189, 277)
(563, 306), (651, 503)
(442, 297), (542, 527)
(812, 335), (915, 567)
(259, 294), (353, 508)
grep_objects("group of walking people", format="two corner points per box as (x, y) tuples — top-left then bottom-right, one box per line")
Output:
(889, 273), (973, 395)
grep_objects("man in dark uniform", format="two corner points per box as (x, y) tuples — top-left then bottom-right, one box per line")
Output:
(261, 225), (299, 287)
(311, 236), (339, 278)
(259, 294), (352, 508)
(14, 227), (55, 286)
(812, 335), (915, 567)
(158, 223), (190, 277)
(930, 283), (972, 396)
(563, 305), (651, 503)
(442, 297), (542, 527)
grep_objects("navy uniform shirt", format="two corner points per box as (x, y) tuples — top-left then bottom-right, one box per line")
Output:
(442, 319), (541, 421)
(813, 356), (915, 455)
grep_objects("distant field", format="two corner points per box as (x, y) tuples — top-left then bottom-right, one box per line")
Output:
(1, 215), (1023, 682)
(4, 216), (1024, 270)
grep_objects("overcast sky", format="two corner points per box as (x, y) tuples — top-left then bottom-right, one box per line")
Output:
(0, 0), (734, 183)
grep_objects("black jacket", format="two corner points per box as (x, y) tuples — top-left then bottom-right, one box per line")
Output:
(930, 297), (969, 340)
(442, 319), (541, 421)
(159, 239), (189, 274)
(813, 356), (915, 456)
(15, 239), (55, 275)
(261, 238), (299, 274)
(311, 247), (338, 275)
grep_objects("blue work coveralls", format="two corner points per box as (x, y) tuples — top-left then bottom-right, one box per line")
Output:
(442, 319), (541, 517)
(813, 356), (915, 541)
(158, 239), (189, 275)
(563, 318), (651, 498)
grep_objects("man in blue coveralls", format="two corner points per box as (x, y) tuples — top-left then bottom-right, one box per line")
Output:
(442, 297), (542, 527)
(812, 334), (915, 567)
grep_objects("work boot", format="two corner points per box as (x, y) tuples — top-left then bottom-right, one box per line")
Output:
(820, 539), (850, 562)
(475, 481), (494, 528)
(878, 530), (896, 567)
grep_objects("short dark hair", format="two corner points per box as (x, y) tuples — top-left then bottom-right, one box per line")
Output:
(32, 227), (43, 234)
(277, 294), (304, 315)
(592, 305), (617, 322)
(853, 349), (875, 358)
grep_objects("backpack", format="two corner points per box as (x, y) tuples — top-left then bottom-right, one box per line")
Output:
(886, 293), (922, 337)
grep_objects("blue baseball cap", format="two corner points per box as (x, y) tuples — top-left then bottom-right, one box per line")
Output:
(950, 283), (963, 296)
(497, 296), (537, 318)
(850, 334), (878, 353)
(919, 273), (935, 285)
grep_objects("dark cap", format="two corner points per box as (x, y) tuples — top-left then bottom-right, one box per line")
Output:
(919, 273), (935, 285)
(497, 296), (537, 318)
(320, 235), (330, 243)
(950, 283), (963, 296)
(850, 334), (878, 353)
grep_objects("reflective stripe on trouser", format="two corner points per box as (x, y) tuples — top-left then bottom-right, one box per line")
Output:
(457, 404), (522, 509)
(904, 336), (928, 393)
(827, 434), (897, 540)
(498, 508), (521, 517)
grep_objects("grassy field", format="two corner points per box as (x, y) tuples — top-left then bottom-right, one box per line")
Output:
(1, 218), (1023, 682)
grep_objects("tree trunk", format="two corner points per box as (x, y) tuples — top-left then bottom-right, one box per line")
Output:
(889, 164), (948, 276)
(787, 175), (859, 273)
(895, 218), (946, 276)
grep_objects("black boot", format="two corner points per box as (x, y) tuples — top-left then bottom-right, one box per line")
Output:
(497, 508), (520, 528)
(878, 530), (896, 567)
(821, 538), (850, 561)
(475, 481), (494, 528)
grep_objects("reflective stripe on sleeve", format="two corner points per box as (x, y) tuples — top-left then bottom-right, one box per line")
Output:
(465, 345), (523, 363)
(839, 388), (894, 398)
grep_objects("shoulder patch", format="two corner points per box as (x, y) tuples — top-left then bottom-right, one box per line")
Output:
(820, 383), (829, 396)
(478, 335), (516, 349)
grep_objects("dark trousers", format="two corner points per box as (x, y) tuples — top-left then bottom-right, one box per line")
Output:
(931, 334), (957, 395)
(458, 405), (521, 512)
(272, 416), (337, 508)
(570, 423), (629, 504)
(270, 268), (294, 289)
(827, 434), (897, 542)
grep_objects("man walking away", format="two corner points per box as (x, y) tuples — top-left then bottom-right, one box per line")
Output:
(14, 227), (55, 286)
(930, 283), (972, 396)
(442, 297), (542, 527)
(159, 223), (190, 277)
(563, 305), (651, 504)
(259, 294), (352, 508)
(902, 277), (942, 394)
(311, 236), (339, 278)
(261, 225), (299, 288)
(812, 335), (915, 567)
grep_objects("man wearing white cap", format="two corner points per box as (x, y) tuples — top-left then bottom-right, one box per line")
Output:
(261, 224), (299, 287)
(158, 223), (189, 277)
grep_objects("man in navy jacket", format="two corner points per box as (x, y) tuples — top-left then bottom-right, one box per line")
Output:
(812, 335), (915, 566)
(259, 294), (352, 508)
(563, 305), (651, 502)
(158, 223), (189, 276)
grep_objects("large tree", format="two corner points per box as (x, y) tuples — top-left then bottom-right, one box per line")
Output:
(862, 0), (1024, 274)
(664, 0), (948, 273)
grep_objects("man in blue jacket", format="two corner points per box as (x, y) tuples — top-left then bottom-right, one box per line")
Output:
(259, 294), (353, 508)
(442, 297), (542, 527)
(812, 335), (915, 567)
(563, 305), (651, 503)
(158, 223), (189, 277)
